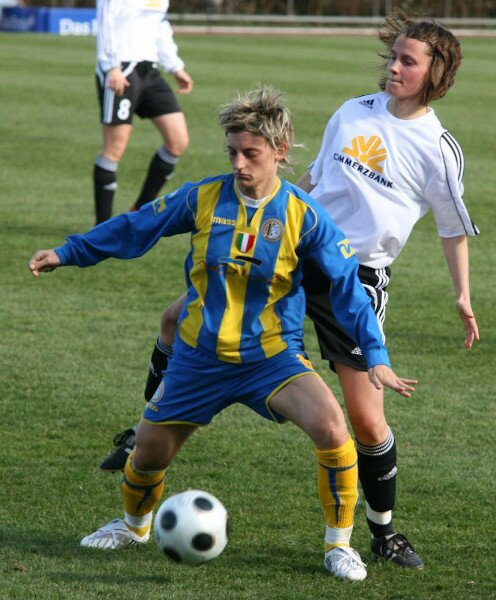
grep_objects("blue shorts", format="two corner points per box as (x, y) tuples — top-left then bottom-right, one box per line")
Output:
(143, 338), (316, 426)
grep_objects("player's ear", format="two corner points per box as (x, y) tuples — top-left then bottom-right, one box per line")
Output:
(275, 143), (288, 162)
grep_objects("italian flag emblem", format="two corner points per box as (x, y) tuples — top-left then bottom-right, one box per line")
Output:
(236, 232), (255, 253)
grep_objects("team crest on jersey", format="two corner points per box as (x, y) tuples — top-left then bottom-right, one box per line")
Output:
(144, 0), (167, 10)
(150, 380), (165, 405)
(337, 238), (356, 259)
(235, 232), (256, 253)
(342, 136), (387, 173)
(296, 353), (314, 371)
(261, 218), (284, 242)
(151, 196), (167, 215)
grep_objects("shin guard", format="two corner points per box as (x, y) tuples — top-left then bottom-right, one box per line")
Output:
(316, 436), (358, 549)
(121, 453), (166, 535)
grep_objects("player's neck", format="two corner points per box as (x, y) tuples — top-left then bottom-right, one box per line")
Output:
(387, 96), (429, 120)
(235, 178), (279, 203)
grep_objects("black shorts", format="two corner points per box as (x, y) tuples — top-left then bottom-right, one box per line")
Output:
(96, 61), (181, 125)
(302, 259), (391, 372)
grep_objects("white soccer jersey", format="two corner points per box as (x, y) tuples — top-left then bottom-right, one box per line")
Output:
(96, 0), (185, 74)
(309, 91), (478, 268)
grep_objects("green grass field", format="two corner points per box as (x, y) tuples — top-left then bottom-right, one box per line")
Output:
(1, 31), (495, 600)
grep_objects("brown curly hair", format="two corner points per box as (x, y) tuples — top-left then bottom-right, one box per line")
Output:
(378, 10), (462, 106)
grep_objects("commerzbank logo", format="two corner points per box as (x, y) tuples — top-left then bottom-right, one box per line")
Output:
(342, 136), (387, 174)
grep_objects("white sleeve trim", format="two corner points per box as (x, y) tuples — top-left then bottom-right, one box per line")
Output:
(439, 132), (479, 236)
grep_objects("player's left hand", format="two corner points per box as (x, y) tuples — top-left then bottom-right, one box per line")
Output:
(173, 69), (193, 94)
(28, 249), (61, 277)
(456, 299), (479, 349)
(368, 365), (417, 398)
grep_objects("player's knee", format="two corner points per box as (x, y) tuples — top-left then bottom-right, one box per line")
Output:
(352, 415), (389, 446)
(166, 135), (189, 157)
(307, 416), (348, 449)
(133, 443), (172, 472)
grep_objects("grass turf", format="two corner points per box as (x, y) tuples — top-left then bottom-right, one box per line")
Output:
(1, 32), (495, 600)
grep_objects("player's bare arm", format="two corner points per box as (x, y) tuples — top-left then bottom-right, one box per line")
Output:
(441, 235), (480, 348)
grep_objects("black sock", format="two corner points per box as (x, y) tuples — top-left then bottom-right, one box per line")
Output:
(366, 516), (395, 539)
(144, 336), (173, 401)
(356, 428), (397, 538)
(94, 155), (118, 224)
(134, 147), (178, 209)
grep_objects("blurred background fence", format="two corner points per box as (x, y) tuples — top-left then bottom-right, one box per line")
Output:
(15, 1), (496, 19)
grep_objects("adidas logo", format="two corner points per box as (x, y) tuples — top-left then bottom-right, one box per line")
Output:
(359, 98), (375, 109)
(351, 346), (362, 356)
(378, 467), (398, 481)
(103, 182), (118, 191)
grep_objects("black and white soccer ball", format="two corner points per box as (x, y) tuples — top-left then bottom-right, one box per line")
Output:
(154, 490), (229, 566)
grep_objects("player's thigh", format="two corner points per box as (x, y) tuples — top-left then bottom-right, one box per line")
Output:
(152, 112), (189, 155)
(101, 123), (133, 162)
(335, 362), (388, 444)
(133, 419), (197, 470)
(268, 373), (348, 448)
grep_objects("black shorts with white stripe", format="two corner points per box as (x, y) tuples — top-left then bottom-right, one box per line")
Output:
(95, 61), (181, 125)
(302, 259), (391, 372)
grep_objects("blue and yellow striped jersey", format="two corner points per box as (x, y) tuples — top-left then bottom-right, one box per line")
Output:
(55, 173), (389, 367)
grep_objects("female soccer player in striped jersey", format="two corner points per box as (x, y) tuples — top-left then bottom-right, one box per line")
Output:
(295, 11), (479, 569)
(101, 12), (479, 571)
(28, 87), (416, 581)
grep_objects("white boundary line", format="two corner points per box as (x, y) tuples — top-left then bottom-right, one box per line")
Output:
(172, 25), (496, 37)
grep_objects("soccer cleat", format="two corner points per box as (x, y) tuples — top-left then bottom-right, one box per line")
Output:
(99, 427), (136, 472)
(324, 546), (367, 581)
(371, 533), (424, 569)
(80, 518), (150, 550)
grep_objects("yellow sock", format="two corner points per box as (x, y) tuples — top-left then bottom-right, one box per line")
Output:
(315, 436), (358, 551)
(121, 451), (166, 536)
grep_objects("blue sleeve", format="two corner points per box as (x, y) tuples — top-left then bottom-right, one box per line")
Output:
(54, 185), (195, 267)
(301, 203), (390, 369)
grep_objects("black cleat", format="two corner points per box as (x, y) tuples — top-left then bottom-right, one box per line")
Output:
(99, 427), (136, 472)
(371, 533), (424, 569)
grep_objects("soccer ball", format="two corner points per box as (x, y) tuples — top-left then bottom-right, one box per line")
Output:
(153, 490), (229, 566)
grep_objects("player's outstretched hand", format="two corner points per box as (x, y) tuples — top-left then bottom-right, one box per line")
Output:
(456, 299), (479, 349)
(28, 250), (61, 277)
(368, 365), (417, 398)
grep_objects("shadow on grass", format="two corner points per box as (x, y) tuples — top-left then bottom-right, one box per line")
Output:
(1, 526), (173, 585)
(43, 571), (172, 585)
(1, 526), (143, 561)
(2, 525), (323, 579)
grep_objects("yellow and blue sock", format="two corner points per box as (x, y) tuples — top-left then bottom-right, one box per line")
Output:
(121, 451), (166, 537)
(315, 436), (358, 551)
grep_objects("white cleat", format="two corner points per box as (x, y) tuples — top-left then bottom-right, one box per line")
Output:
(80, 518), (150, 550)
(324, 546), (367, 581)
